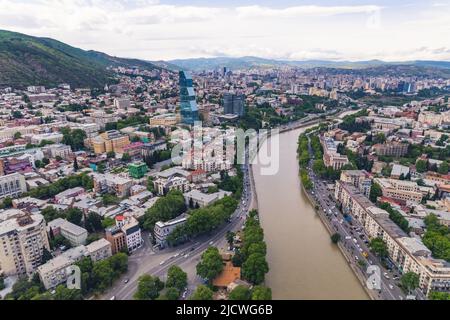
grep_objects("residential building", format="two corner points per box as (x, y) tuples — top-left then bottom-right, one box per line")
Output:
(153, 176), (190, 196)
(154, 215), (187, 248)
(128, 162), (148, 179)
(92, 130), (130, 154)
(93, 173), (133, 197)
(149, 113), (179, 127)
(374, 178), (423, 204)
(0, 210), (50, 276)
(183, 189), (232, 208)
(340, 170), (372, 197)
(373, 142), (408, 157)
(37, 239), (111, 289)
(86, 238), (112, 262)
(105, 226), (127, 254)
(47, 218), (88, 246)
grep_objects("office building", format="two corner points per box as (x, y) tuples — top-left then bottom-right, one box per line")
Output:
(223, 93), (245, 117)
(179, 71), (199, 125)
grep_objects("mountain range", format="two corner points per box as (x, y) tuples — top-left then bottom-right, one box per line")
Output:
(0, 30), (159, 89)
(169, 56), (450, 73)
(1, 29), (450, 89)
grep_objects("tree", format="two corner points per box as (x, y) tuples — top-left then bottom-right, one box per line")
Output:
(41, 248), (53, 264)
(73, 157), (79, 172)
(242, 253), (269, 285)
(229, 285), (251, 300)
(226, 231), (235, 247)
(66, 208), (83, 226)
(196, 247), (224, 282)
(400, 272), (420, 294)
(107, 151), (116, 159)
(190, 285), (213, 300)
(251, 286), (272, 300)
(438, 161), (449, 175)
(164, 287), (180, 300)
(369, 238), (388, 258)
(101, 217), (116, 229)
(1, 196), (13, 209)
(14, 132), (22, 139)
(415, 159), (428, 173)
(85, 213), (103, 233)
(61, 128), (86, 151)
(428, 291), (450, 300)
(52, 285), (83, 300)
(369, 183), (382, 203)
(0, 275), (5, 290)
(331, 233), (341, 244)
(166, 265), (187, 291)
(134, 275), (164, 300)
(122, 153), (131, 163)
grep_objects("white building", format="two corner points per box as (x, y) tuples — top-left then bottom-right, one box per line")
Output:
(47, 218), (88, 246)
(154, 215), (187, 248)
(0, 173), (27, 200)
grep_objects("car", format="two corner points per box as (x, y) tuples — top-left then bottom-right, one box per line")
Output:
(110, 296), (116, 300)
(159, 260), (165, 265)
(209, 241), (214, 245)
(389, 284), (394, 290)
(184, 254), (190, 258)
(355, 256), (359, 260)
(190, 247), (196, 252)
(345, 236), (352, 240)
(124, 279), (129, 284)
(353, 238), (357, 244)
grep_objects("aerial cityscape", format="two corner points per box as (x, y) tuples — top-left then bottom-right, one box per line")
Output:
(0, 0), (449, 305)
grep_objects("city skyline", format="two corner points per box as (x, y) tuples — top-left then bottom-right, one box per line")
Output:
(0, 0), (449, 62)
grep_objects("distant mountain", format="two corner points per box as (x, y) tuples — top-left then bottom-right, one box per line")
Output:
(168, 56), (450, 73)
(0, 30), (160, 89)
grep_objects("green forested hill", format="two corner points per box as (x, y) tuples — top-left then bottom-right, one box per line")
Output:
(0, 30), (158, 89)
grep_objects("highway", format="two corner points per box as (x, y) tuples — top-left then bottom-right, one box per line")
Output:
(102, 156), (254, 300)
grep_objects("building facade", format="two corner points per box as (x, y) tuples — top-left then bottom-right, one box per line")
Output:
(179, 71), (199, 125)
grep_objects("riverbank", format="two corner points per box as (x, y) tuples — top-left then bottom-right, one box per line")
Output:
(299, 182), (375, 300)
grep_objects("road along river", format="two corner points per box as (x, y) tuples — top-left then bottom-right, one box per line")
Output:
(252, 126), (368, 300)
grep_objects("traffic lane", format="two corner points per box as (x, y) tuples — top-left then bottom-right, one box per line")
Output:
(312, 183), (404, 299)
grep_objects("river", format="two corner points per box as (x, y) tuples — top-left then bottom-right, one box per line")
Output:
(252, 125), (368, 300)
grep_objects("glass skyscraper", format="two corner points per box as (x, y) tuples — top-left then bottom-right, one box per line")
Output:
(179, 70), (199, 125)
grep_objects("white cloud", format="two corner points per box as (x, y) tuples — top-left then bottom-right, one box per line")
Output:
(0, 1), (448, 62)
(236, 5), (382, 19)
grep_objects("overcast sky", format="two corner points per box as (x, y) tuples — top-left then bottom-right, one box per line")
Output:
(0, 0), (449, 61)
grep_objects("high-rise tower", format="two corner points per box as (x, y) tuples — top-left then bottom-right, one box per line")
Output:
(179, 71), (199, 125)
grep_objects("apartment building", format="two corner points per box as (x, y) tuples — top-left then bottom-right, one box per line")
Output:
(334, 181), (450, 296)
(0, 172), (27, 199)
(0, 210), (50, 276)
(320, 136), (349, 170)
(183, 189), (232, 208)
(92, 130), (130, 154)
(31, 132), (64, 145)
(47, 218), (88, 246)
(149, 113), (179, 127)
(374, 178), (423, 204)
(153, 176), (190, 196)
(93, 173), (133, 197)
(105, 216), (142, 253)
(373, 142), (408, 157)
(105, 226), (127, 254)
(37, 239), (112, 289)
(41, 143), (72, 159)
(340, 170), (372, 197)
(154, 215), (187, 248)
